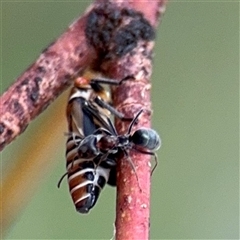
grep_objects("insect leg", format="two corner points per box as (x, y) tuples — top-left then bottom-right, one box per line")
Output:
(90, 75), (134, 86)
(94, 96), (133, 121)
(122, 149), (141, 191)
(132, 147), (158, 176)
(57, 172), (68, 188)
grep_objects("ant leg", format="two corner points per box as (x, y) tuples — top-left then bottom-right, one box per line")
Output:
(95, 153), (109, 166)
(58, 150), (87, 189)
(123, 150), (141, 191)
(132, 147), (158, 176)
(151, 153), (158, 176)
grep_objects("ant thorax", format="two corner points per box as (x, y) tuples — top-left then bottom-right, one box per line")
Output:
(97, 135), (118, 153)
(116, 135), (131, 148)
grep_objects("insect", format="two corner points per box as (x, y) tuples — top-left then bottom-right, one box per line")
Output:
(58, 72), (132, 213)
(85, 108), (161, 177)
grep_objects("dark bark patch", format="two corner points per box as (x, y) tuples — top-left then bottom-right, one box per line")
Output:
(85, 3), (155, 60)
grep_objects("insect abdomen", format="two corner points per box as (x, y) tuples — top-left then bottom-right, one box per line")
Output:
(67, 157), (110, 213)
(131, 128), (161, 151)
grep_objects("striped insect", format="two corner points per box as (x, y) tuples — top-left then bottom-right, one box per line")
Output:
(58, 72), (131, 213)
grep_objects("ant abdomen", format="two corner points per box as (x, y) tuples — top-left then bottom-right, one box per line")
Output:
(130, 128), (161, 151)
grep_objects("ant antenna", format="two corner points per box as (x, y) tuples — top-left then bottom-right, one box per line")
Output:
(127, 109), (144, 134)
(107, 117), (118, 136)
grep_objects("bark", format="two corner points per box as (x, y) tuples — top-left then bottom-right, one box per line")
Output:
(96, 1), (167, 239)
(0, 6), (95, 151)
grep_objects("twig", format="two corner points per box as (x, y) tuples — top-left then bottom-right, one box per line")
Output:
(92, 1), (167, 239)
(0, 4), (96, 151)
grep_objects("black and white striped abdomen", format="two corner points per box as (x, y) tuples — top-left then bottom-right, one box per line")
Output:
(66, 135), (111, 213)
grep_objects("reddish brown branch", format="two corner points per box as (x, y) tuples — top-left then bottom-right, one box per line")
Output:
(0, 6), (96, 151)
(98, 1), (167, 239)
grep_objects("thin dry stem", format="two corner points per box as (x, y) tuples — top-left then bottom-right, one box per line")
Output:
(0, 4), (96, 151)
(98, 1), (167, 239)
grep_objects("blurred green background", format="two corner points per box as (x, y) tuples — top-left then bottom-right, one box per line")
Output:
(1, 1), (239, 239)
